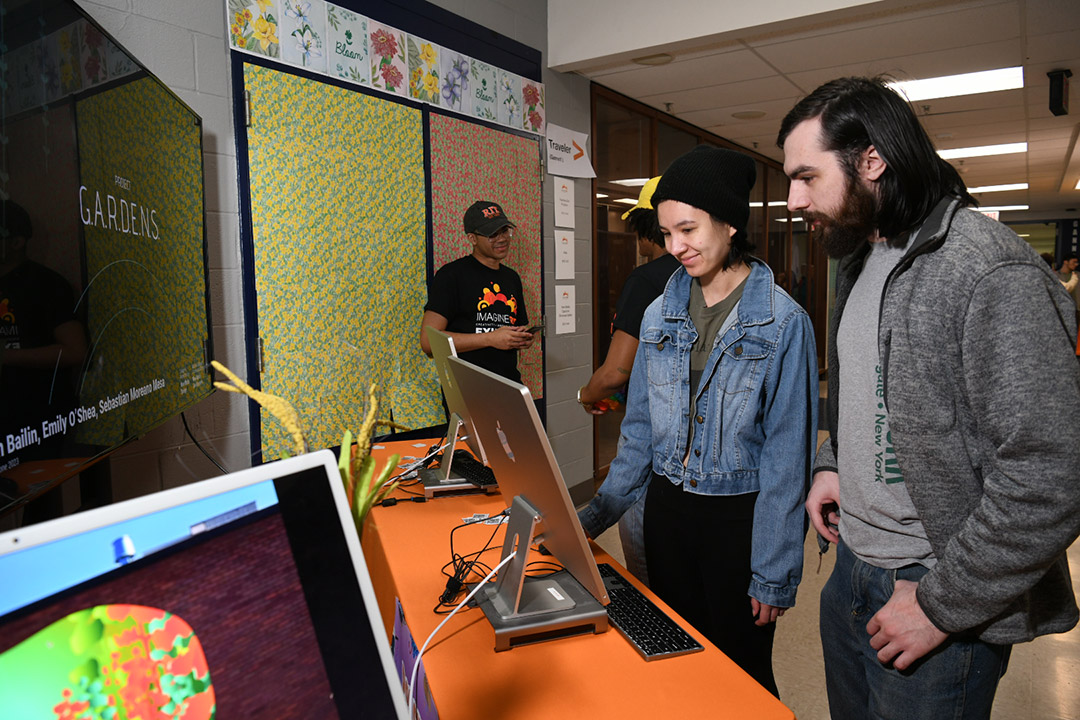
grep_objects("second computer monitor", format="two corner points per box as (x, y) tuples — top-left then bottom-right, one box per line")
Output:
(425, 326), (488, 464)
(446, 356), (608, 606)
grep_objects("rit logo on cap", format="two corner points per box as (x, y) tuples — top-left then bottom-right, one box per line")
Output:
(481, 205), (500, 218)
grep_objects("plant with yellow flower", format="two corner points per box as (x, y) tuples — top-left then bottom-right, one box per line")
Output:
(211, 361), (406, 530)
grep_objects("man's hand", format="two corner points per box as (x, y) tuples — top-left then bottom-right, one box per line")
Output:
(486, 326), (534, 350)
(750, 597), (786, 626)
(806, 470), (841, 543)
(867, 579), (948, 670)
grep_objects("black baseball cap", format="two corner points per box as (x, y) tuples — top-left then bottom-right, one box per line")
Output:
(463, 200), (515, 236)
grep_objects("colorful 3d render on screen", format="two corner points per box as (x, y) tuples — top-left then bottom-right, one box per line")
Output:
(0, 604), (214, 720)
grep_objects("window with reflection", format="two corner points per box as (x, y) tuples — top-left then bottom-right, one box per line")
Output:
(657, 122), (698, 174)
(747, 160), (765, 264)
(765, 165), (790, 289)
(594, 96), (651, 472)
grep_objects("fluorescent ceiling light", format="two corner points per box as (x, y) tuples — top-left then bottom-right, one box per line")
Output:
(968, 183), (1028, 193)
(774, 217), (804, 223)
(614, 198), (638, 205)
(595, 193), (608, 199)
(1017, 233), (1030, 237)
(939, 142), (1026, 160)
(611, 178), (650, 187)
(889, 67), (1023, 102)
(976, 205), (1029, 212)
(749, 201), (788, 208)
(1075, 179), (1080, 190)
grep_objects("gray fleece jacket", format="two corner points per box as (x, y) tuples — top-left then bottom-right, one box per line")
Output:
(816, 196), (1080, 644)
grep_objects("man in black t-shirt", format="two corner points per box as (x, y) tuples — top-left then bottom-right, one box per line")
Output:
(577, 177), (678, 413)
(420, 200), (534, 383)
(0, 200), (86, 454)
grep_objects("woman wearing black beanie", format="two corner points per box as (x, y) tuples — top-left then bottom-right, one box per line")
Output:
(579, 145), (819, 697)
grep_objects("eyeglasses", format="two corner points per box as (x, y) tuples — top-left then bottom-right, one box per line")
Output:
(478, 227), (514, 241)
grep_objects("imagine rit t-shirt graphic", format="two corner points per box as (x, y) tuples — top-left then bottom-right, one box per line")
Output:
(0, 297), (20, 347)
(474, 282), (518, 333)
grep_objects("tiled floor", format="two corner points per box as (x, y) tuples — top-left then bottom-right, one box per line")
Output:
(595, 516), (1080, 720)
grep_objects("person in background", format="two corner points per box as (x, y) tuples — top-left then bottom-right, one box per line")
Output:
(579, 146), (818, 696)
(0, 199), (89, 519)
(1057, 252), (1079, 306)
(577, 176), (679, 586)
(420, 200), (535, 383)
(779, 76), (1080, 719)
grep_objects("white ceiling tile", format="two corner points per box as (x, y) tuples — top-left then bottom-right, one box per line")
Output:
(750, 3), (1021, 75)
(587, 48), (776, 98)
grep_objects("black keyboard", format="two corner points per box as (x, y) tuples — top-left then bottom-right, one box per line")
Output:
(449, 450), (497, 487)
(597, 562), (704, 661)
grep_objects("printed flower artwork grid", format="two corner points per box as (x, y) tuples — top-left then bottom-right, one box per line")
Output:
(369, 21), (407, 94)
(281, 0), (327, 72)
(326, 3), (368, 85)
(470, 58), (497, 122)
(497, 69), (521, 128)
(81, 20), (109, 87)
(224, 2), (545, 136)
(439, 50), (470, 114)
(521, 78), (545, 134)
(407, 36), (440, 105)
(229, 0), (280, 58)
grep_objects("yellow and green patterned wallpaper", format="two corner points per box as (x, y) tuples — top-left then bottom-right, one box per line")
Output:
(244, 63), (441, 459)
(76, 76), (210, 446)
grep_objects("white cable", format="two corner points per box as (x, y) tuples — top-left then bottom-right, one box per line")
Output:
(406, 550), (516, 719)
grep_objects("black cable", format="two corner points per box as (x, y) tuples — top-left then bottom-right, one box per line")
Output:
(181, 411), (229, 474)
(435, 510), (509, 612)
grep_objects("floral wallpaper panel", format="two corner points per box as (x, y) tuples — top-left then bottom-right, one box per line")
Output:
(429, 113), (544, 397)
(325, 3), (368, 85)
(243, 63), (440, 458)
(368, 21), (407, 95)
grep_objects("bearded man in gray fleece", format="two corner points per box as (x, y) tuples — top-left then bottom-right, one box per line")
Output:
(778, 76), (1080, 720)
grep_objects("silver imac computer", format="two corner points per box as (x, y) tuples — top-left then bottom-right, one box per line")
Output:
(447, 356), (609, 651)
(421, 326), (497, 497)
(0, 451), (409, 719)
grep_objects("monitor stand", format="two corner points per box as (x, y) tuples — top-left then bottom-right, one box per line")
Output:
(475, 495), (608, 651)
(419, 414), (491, 498)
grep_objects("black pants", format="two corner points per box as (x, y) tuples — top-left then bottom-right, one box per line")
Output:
(644, 475), (778, 697)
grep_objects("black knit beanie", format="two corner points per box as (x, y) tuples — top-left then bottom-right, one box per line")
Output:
(651, 145), (756, 241)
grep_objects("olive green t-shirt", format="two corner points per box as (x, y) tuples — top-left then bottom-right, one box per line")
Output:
(685, 275), (747, 452)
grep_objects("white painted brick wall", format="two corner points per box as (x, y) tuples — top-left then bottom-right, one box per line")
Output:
(77, 0), (597, 501)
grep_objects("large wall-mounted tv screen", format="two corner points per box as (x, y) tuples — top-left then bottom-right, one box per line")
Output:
(0, 0), (213, 515)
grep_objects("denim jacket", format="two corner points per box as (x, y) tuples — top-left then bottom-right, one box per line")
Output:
(579, 260), (818, 608)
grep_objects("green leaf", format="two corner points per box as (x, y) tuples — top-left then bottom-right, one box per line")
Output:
(70, 618), (104, 655)
(68, 658), (100, 688)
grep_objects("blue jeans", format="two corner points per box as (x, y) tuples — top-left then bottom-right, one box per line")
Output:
(820, 542), (1010, 720)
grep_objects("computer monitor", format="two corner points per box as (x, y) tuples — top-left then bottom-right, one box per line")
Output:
(0, 450), (408, 719)
(446, 356), (609, 650)
(424, 326), (488, 465)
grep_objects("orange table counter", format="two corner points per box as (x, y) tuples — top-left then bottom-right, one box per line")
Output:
(362, 440), (794, 720)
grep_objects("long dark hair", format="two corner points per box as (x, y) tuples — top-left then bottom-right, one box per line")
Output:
(777, 76), (975, 239)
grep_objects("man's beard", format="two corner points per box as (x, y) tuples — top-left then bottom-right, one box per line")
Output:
(806, 176), (878, 258)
